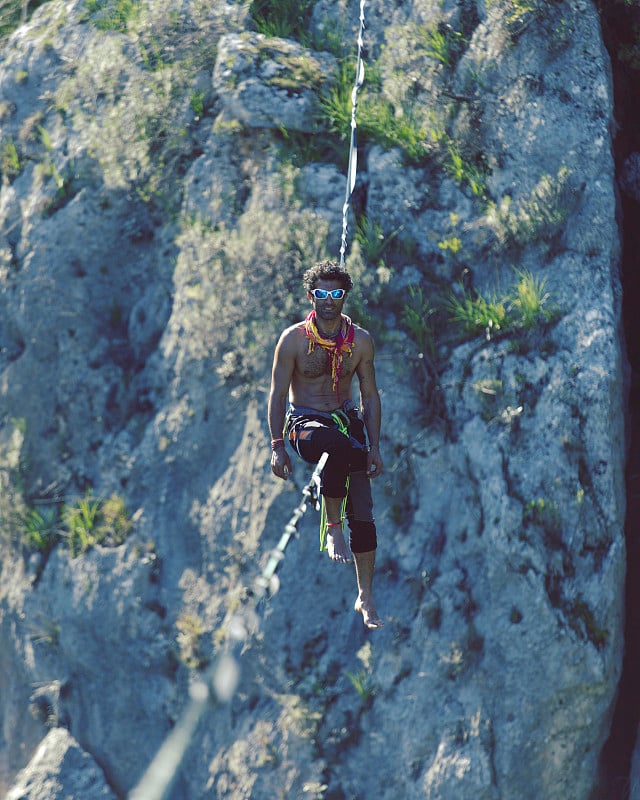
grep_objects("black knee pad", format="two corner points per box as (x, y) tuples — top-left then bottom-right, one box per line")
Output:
(348, 519), (377, 553)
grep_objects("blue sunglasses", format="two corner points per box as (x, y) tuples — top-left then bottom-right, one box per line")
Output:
(310, 288), (346, 300)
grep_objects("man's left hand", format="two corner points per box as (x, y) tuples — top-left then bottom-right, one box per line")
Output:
(367, 446), (383, 478)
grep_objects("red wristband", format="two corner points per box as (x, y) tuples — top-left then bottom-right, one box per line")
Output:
(271, 438), (285, 451)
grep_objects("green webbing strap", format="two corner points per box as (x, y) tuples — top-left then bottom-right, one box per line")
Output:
(331, 410), (350, 435)
(319, 411), (351, 550)
(319, 484), (349, 552)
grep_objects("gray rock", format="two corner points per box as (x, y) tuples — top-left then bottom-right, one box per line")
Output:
(6, 728), (117, 800)
(0, 1), (628, 799)
(213, 32), (337, 131)
(128, 284), (172, 365)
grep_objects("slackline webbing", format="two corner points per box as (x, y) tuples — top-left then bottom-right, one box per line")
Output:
(128, 453), (329, 800)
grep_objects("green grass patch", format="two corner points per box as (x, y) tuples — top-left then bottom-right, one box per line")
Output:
(447, 289), (508, 340)
(84, 0), (139, 32)
(0, 0), (49, 40)
(448, 268), (559, 341)
(509, 268), (556, 328)
(274, 126), (345, 168)
(21, 506), (59, 553)
(445, 142), (488, 199)
(345, 667), (375, 705)
(1, 137), (22, 181)
(21, 491), (134, 558)
(250, 0), (314, 41)
(64, 492), (101, 557)
(417, 21), (466, 67)
(486, 166), (572, 247)
(319, 61), (435, 164)
(403, 285), (437, 358)
(355, 216), (402, 264)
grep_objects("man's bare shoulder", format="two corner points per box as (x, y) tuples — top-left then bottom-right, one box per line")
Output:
(352, 322), (375, 352)
(278, 321), (306, 345)
(352, 321), (371, 339)
(280, 321), (302, 334)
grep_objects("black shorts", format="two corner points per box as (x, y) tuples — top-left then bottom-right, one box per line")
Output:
(286, 402), (377, 552)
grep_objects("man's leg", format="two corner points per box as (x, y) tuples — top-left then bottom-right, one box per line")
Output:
(353, 550), (384, 629)
(292, 423), (359, 564)
(346, 476), (383, 628)
(324, 495), (352, 564)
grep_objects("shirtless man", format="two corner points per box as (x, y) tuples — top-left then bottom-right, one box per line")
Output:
(268, 260), (384, 629)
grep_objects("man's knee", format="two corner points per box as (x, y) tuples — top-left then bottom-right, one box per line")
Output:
(348, 519), (377, 553)
(347, 471), (374, 519)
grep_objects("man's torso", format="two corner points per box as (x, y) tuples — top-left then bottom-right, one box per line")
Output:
(288, 322), (363, 412)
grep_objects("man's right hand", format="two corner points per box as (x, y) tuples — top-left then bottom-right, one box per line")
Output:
(271, 448), (293, 480)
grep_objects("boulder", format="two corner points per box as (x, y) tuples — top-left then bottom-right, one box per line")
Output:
(213, 32), (337, 132)
(6, 728), (116, 800)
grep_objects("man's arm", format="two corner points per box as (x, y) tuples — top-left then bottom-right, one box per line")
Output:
(356, 332), (383, 478)
(268, 329), (295, 480)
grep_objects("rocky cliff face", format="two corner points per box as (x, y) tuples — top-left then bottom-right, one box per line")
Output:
(0, 0), (628, 798)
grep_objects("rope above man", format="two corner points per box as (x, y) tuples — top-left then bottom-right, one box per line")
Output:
(268, 260), (384, 630)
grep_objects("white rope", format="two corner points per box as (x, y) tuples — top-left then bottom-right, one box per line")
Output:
(339, 0), (366, 267)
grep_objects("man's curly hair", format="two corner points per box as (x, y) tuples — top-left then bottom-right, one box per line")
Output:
(303, 260), (354, 293)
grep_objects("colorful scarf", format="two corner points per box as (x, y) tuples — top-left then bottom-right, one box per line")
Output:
(304, 310), (355, 399)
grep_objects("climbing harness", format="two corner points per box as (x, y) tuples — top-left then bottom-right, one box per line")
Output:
(339, 0), (366, 267)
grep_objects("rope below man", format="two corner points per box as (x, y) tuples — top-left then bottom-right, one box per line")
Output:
(268, 260), (384, 629)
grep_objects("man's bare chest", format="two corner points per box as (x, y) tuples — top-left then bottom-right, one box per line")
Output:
(297, 346), (356, 380)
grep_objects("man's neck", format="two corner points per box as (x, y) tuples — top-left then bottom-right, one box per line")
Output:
(315, 317), (342, 339)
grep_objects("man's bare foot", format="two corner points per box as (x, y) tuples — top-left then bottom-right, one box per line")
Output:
(326, 524), (352, 564)
(354, 598), (384, 629)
